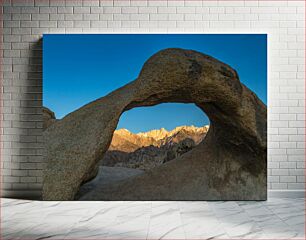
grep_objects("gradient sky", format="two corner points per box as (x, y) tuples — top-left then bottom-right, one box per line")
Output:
(43, 34), (267, 133)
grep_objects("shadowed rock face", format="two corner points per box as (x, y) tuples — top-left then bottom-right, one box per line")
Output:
(42, 107), (57, 130)
(42, 48), (267, 200)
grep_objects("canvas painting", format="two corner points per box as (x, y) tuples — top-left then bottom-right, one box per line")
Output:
(43, 34), (267, 200)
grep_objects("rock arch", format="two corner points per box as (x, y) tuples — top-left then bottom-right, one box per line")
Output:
(42, 48), (267, 200)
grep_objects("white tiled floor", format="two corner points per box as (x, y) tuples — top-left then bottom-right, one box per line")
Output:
(2, 198), (305, 239)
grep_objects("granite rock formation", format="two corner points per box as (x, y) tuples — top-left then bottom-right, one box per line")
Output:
(42, 48), (267, 200)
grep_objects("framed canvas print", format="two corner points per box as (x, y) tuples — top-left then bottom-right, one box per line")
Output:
(42, 34), (267, 201)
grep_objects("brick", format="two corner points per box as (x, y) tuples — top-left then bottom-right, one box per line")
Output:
(103, 7), (121, 14)
(58, 21), (73, 28)
(4, 49), (20, 57)
(202, 14), (218, 21)
(185, 0), (202, 6)
(12, 28), (31, 35)
(4, 20), (20, 28)
(121, 20), (139, 28)
(158, 7), (176, 14)
(49, 0), (65, 6)
(288, 183), (305, 189)
(130, 14), (149, 21)
(268, 162), (279, 169)
(83, 0), (99, 6)
(3, 6), (21, 13)
(148, 0), (167, 7)
(196, 7), (209, 14)
(287, 149), (305, 155)
(65, 0), (82, 6)
(90, 6), (104, 13)
(28, 170), (43, 177)
(12, 13), (31, 20)
(107, 20), (120, 28)
(114, 0), (130, 6)
(150, 14), (167, 21)
(90, 21), (107, 28)
(20, 176), (36, 183)
(83, 13), (99, 20)
(185, 14), (202, 21)
(219, 14), (244, 21)
(280, 162), (296, 169)
(12, 0), (34, 7)
(121, 7), (138, 14)
(168, 14), (184, 21)
(279, 142), (296, 149)
(271, 183), (287, 189)
(218, 1), (244, 6)
(268, 176), (279, 183)
(4, 176), (20, 183)
(49, 14), (65, 20)
(209, 7), (225, 13)
(210, 21), (234, 28)
(74, 21), (90, 28)
(12, 170), (28, 177)
(31, 13), (49, 20)
(289, 169), (305, 176)
(99, 13), (113, 20)
(57, 7), (73, 14)
(297, 176), (305, 183)
(74, 7), (90, 14)
(131, 0), (147, 7)
(2, 169), (12, 176)
(140, 21), (158, 28)
(21, 7), (39, 14)
(177, 7), (196, 14)
(12, 183), (29, 190)
(296, 162), (305, 168)
(35, 0), (49, 6)
(251, 6), (279, 14)
(280, 176), (296, 183)
(21, 20), (39, 27)
(158, 21), (176, 28)
(114, 14), (129, 21)
(139, 7), (157, 14)
(65, 14), (83, 20)
(177, 21), (194, 28)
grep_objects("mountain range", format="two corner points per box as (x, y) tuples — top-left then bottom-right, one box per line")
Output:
(102, 125), (209, 170)
(109, 125), (209, 152)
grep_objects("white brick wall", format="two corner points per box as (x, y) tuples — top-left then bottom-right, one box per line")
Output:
(1, 0), (305, 198)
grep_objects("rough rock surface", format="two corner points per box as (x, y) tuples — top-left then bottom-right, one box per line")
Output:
(43, 48), (267, 200)
(76, 166), (144, 200)
(42, 106), (99, 184)
(42, 107), (57, 130)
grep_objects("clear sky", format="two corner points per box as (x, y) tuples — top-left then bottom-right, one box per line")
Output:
(43, 34), (267, 133)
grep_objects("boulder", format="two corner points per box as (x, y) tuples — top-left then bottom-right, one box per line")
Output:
(166, 138), (196, 162)
(42, 107), (57, 130)
(43, 48), (267, 200)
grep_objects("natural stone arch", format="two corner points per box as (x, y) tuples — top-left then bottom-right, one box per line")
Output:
(42, 48), (267, 200)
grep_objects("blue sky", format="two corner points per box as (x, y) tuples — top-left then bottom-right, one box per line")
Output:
(43, 34), (267, 133)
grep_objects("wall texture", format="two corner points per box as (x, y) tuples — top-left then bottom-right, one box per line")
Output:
(1, 0), (305, 199)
